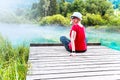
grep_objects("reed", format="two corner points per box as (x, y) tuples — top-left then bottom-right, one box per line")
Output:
(0, 35), (29, 80)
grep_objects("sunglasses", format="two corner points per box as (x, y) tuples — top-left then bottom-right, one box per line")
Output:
(71, 16), (77, 19)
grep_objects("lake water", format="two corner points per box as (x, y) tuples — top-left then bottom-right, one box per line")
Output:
(0, 23), (120, 51)
(0, 23), (70, 46)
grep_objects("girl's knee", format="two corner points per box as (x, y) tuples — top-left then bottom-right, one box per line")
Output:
(60, 36), (65, 41)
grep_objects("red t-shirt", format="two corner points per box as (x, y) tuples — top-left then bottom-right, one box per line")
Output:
(68, 24), (87, 51)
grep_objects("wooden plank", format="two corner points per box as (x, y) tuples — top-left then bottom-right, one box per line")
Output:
(28, 67), (120, 75)
(26, 45), (120, 80)
(29, 64), (120, 72)
(29, 56), (120, 61)
(27, 70), (120, 79)
(26, 75), (120, 80)
(30, 43), (101, 46)
(28, 61), (120, 68)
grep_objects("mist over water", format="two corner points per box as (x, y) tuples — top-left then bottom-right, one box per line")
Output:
(0, 0), (120, 51)
(0, 23), (69, 46)
(0, 23), (120, 51)
(0, 0), (70, 46)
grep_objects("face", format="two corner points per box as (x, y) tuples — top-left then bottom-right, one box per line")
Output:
(71, 17), (79, 25)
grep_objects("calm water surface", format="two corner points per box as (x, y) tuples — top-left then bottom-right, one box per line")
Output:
(1, 23), (120, 50)
(0, 23), (70, 46)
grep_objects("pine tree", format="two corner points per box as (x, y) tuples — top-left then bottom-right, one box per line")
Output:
(48, 0), (58, 16)
(37, 0), (50, 17)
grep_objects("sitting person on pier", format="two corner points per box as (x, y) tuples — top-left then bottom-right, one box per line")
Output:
(60, 12), (87, 56)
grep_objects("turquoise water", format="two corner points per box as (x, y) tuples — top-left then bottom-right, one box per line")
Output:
(86, 28), (120, 51)
(0, 23), (120, 51)
(0, 23), (69, 46)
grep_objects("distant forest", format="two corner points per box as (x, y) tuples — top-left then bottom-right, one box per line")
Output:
(11, 0), (120, 9)
(58, 0), (120, 9)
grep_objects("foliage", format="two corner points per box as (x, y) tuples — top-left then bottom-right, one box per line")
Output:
(58, 1), (71, 17)
(102, 14), (120, 28)
(85, 0), (114, 16)
(39, 11), (120, 27)
(33, 0), (58, 17)
(27, 0), (120, 29)
(39, 14), (69, 26)
(48, 0), (58, 16)
(0, 35), (29, 80)
(37, 0), (48, 17)
(108, 16), (120, 26)
(32, 0), (113, 17)
(58, 0), (114, 16)
(70, 0), (86, 15)
(82, 13), (105, 26)
(82, 13), (120, 27)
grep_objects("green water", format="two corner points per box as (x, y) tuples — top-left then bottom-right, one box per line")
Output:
(86, 28), (120, 50)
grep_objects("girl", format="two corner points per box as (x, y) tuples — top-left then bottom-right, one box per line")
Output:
(60, 12), (87, 56)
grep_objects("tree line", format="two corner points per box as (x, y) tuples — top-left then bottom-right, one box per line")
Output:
(28, 0), (120, 27)
(31, 0), (113, 18)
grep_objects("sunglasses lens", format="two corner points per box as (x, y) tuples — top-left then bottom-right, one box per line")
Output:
(71, 17), (75, 19)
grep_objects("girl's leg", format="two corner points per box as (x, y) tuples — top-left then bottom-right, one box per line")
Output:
(60, 36), (71, 52)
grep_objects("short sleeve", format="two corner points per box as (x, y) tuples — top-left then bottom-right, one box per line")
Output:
(72, 25), (77, 32)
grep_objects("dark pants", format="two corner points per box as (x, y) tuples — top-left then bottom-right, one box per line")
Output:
(60, 36), (87, 53)
(60, 36), (71, 52)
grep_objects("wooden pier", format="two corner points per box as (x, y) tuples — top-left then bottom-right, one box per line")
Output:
(26, 44), (120, 80)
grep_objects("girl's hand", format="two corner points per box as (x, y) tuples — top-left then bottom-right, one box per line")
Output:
(70, 53), (76, 56)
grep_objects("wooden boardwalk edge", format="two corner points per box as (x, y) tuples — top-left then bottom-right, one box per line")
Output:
(26, 45), (120, 80)
(30, 43), (101, 46)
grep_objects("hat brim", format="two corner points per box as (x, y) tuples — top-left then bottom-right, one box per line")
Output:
(71, 16), (81, 20)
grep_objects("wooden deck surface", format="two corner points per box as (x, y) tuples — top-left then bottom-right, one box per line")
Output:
(26, 46), (120, 80)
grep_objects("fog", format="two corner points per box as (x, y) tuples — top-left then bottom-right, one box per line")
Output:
(0, 0), (38, 23)
(0, 0), (38, 10)
(0, 0), (24, 11)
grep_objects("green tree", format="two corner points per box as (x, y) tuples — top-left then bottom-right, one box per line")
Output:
(31, 3), (38, 10)
(37, 0), (50, 17)
(37, 0), (45, 17)
(59, 1), (71, 17)
(36, 0), (58, 17)
(48, 0), (58, 16)
(30, 3), (38, 19)
(70, 0), (86, 15)
(85, 0), (113, 16)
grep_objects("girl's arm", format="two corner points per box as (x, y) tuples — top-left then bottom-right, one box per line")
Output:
(71, 30), (76, 52)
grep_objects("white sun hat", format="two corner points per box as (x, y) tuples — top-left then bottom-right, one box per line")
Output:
(71, 12), (82, 20)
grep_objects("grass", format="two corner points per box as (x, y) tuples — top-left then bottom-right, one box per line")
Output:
(0, 35), (29, 80)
